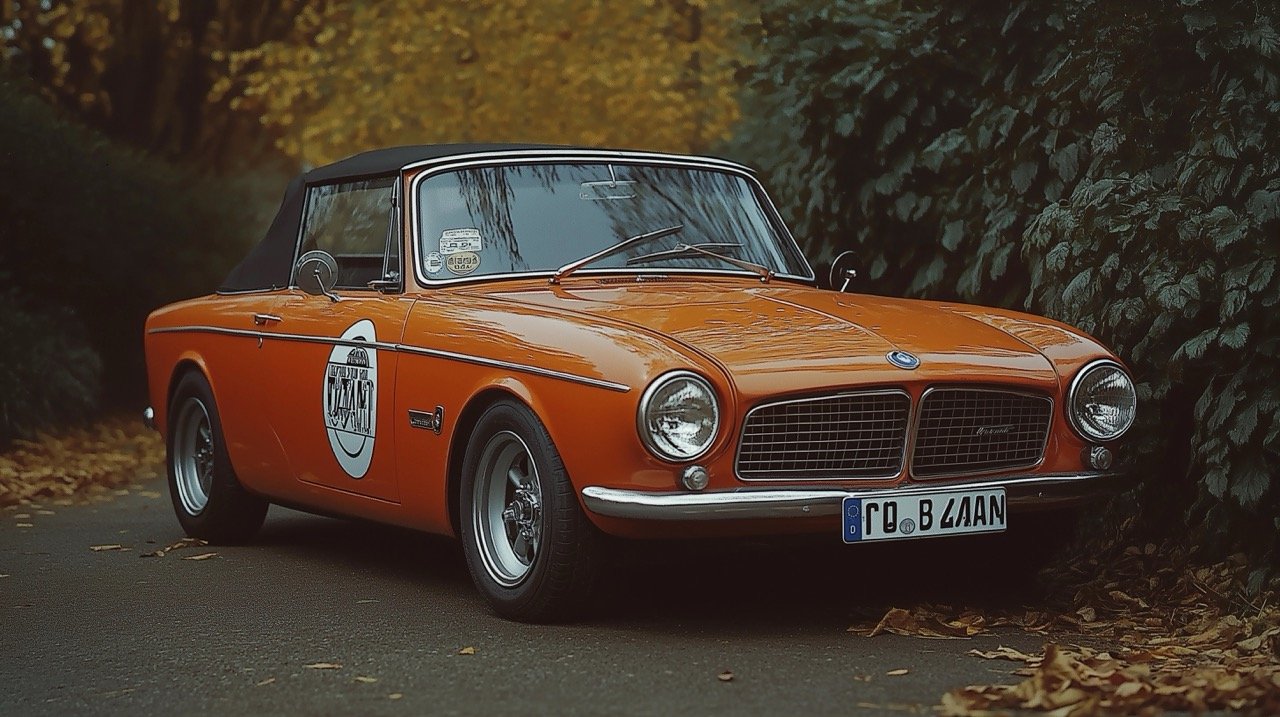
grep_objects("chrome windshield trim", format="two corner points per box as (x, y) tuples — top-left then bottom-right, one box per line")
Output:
(406, 152), (815, 288)
(400, 148), (753, 173)
(147, 325), (630, 392)
(581, 471), (1123, 521)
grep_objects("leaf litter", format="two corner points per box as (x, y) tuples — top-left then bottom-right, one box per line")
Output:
(0, 416), (164, 507)
(140, 537), (207, 558)
(849, 538), (1280, 714)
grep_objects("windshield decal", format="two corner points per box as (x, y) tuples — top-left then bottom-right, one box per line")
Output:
(424, 251), (444, 275)
(323, 320), (378, 479)
(446, 252), (481, 276)
(440, 227), (483, 254)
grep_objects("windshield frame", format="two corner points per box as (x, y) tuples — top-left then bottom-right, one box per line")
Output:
(406, 151), (815, 288)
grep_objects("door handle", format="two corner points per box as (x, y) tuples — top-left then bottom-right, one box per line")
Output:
(252, 313), (283, 326)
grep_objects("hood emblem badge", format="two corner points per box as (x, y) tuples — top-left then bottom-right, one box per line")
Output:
(886, 350), (920, 370)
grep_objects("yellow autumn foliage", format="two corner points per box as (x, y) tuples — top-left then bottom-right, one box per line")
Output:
(227, 0), (749, 165)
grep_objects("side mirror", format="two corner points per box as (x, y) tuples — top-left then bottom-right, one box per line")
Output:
(829, 250), (858, 292)
(296, 250), (340, 302)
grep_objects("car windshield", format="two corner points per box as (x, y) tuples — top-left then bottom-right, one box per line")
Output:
(414, 162), (810, 282)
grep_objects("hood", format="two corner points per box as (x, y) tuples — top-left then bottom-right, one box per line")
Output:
(469, 280), (1063, 400)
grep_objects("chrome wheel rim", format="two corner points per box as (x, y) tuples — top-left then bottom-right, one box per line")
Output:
(472, 430), (543, 588)
(172, 397), (214, 516)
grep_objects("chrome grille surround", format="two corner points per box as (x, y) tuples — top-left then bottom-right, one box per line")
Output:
(735, 390), (910, 481)
(910, 387), (1053, 479)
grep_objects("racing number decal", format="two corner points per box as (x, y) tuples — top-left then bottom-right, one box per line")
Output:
(323, 320), (378, 479)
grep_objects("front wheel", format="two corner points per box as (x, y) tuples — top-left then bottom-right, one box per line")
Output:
(460, 400), (602, 622)
(166, 371), (268, 544)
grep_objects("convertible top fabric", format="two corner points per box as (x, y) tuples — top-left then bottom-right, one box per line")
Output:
(217, 143), (561, 292)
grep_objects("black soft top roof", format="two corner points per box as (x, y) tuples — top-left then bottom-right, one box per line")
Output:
(218, 143), (561, 292)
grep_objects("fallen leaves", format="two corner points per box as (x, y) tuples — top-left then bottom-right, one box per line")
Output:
(457, 647), (476, 655)
(886, 668), (910, 676)
(140, 538), (207, 558)
(0, 416), (164, 507)
(943, 641), (1280, 715)
(256, 677), (276, 687)
(304, 662), (342, 670)
(851, 539), (1280, 715)
(354, 676), (378, 684)
(851, 606), (988, 639)
(182, 552), (218, 561)
(89, 544), (127, 552)
(717, 671), (734, 682)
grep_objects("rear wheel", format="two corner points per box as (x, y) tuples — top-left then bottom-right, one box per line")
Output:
(460, 400), (602, 622)
(166, 371), (268, 543)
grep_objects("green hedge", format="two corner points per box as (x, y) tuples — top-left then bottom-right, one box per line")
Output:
(0, 73), (281, 443)
(730, 0), (1279, 568)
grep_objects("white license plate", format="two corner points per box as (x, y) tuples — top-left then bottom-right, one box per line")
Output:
(842, 488), (1006, 543)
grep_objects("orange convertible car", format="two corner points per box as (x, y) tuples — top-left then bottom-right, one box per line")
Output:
(144, 144), (1137, 620)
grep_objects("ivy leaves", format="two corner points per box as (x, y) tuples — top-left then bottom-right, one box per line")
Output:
(737, 0), (1280, 559)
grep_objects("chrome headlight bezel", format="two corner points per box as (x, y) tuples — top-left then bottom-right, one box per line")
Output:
(1067, 359), (1137, 442)
(636, 371), (720, 462)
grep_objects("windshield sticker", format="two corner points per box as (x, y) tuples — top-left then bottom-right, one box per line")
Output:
(424, 251), (444, 275)
(446, 251), (481, 276)
(323, 320), (378, 479)
(440, 228), (482, 255)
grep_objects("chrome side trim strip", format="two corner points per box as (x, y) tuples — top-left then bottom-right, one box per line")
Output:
(580, 471), (1123, 521)
(392, 343), (630, 392)
(147, 325), (630, 393)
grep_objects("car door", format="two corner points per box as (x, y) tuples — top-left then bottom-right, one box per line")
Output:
(262, 176), (410, 503)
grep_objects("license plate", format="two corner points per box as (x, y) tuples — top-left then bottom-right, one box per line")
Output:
(842, 488), (1006, 544)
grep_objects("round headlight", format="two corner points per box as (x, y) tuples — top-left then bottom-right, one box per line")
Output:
(1068, 360), (1137, 442)
(637, 371), (720, 461)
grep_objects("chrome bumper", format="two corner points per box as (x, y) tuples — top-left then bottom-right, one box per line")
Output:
(581, 471), (1123, 521)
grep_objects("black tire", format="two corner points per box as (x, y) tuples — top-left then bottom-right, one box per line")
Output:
(459, 400), (602, 622)
(166, 371), (268, 544)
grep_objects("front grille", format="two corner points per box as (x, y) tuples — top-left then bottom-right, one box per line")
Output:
(911, 388), (1052, 478)
(736, 391), (910, 480)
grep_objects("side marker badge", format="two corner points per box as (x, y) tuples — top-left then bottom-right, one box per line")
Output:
(408, 406), (445, 435)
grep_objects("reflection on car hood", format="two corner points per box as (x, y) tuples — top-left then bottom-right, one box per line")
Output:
(475, 281), (1064, 399)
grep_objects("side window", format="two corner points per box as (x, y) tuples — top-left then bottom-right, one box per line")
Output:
(297, 177), (397, 290)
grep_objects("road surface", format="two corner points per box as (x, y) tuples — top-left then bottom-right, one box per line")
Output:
(0, 481), (1048, 715)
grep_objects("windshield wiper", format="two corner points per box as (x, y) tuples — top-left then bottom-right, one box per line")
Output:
(626, 242), (773, 283)
(550, 224), (684, 284)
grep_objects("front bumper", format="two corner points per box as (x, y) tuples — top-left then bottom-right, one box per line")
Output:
(581, 471), (1124, 521)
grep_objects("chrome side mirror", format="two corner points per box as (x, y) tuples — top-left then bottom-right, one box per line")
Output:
(296, 250), (340, 302)
(829, 250), (858, 292)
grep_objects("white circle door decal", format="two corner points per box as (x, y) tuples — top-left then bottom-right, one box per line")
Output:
(323, 320), (378, 478)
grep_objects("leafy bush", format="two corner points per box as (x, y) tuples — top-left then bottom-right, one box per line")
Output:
(730, 0), (1279, 564)
(0, 289), (102, 444)
(0, 71), (282, 432)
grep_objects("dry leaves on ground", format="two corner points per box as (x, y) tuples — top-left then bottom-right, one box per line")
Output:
(0, 416), (163, 507)
(182, 552), (218, 561)
(852, 540), (1280, 714)
(140, 537), (207, 558)
(304, 662), (342, 670)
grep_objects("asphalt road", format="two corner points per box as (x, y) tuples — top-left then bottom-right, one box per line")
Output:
(0, 481), (1051, 716)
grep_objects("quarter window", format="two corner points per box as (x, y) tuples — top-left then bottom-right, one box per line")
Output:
(298, 177), (398, 290)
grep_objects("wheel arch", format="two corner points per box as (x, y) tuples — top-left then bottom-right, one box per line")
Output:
(446, 384), (538, 537)
(161, 354), (212, 438)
